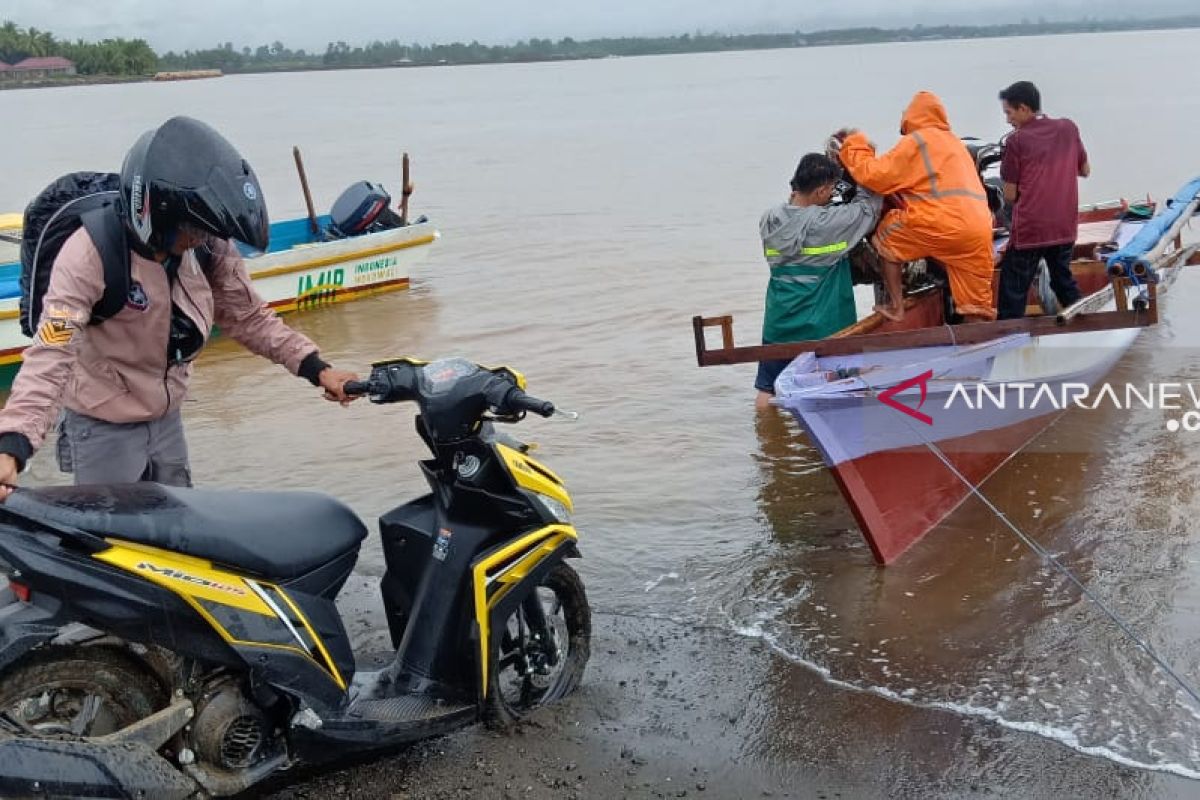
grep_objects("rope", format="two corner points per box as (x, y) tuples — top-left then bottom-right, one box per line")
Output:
(868, 385), (1200, 711)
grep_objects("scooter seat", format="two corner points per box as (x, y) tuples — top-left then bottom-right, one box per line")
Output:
(7, 483), (368, 579)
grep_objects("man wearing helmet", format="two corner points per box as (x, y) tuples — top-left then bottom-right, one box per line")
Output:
(0, 117), (359, 496)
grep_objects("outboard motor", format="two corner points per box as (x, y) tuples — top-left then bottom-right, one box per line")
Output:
(329, 181), (404, 238)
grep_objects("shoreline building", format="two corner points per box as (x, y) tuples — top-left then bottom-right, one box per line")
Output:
(0, 57), (77, 79)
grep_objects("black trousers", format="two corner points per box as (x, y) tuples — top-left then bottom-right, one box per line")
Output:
(996, 242), (1082, 320)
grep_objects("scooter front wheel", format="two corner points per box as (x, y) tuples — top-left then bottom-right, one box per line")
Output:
(485, 562), (590, 727)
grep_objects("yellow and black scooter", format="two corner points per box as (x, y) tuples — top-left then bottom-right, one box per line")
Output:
(0, 357), (589, 798)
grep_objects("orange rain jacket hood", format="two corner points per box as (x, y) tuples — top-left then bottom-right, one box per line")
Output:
(839, 91), (997, 319)
(898, 90), (949, 136)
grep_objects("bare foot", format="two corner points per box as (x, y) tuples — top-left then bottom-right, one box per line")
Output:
(755, 390), (775, 410)
(873, 303), (905, 323)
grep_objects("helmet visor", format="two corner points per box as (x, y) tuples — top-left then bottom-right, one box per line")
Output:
(178, 165), (269, 251)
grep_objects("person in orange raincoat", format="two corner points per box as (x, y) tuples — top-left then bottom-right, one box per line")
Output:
(837, 91), (997, 322)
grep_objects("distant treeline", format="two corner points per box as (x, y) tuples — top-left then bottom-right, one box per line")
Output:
(4, 15), (1200, 77)
(0, 21), (155, 74)
(155, 15), (1200, 71)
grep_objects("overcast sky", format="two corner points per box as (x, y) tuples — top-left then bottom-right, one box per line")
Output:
(2, 0), (1195, 52)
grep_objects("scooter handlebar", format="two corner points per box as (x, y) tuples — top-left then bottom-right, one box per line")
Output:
(345, 373), (554, 417)
(505, 389), (555, 418)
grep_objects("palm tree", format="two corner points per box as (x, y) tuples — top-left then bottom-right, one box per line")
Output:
(36, 29), (56, 57)
(24, 26), (45, 56)
(0, 20), (26, 62)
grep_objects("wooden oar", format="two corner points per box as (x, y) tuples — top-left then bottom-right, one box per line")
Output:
(399, 152), (413, 226)
(292, 146), (320, 237)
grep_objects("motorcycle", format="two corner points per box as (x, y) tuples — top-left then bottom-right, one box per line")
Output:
(0, 356), (590, 798)
(961, 135), (1012, 232)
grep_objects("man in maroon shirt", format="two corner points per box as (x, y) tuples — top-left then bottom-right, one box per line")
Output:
(996, 80), (1090, 319)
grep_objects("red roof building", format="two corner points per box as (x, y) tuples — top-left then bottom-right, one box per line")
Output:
(12, 56), (76, 71)
(1, 56), (76, 78)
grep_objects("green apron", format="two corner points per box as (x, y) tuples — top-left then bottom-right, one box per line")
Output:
(762, 257), (856, 344)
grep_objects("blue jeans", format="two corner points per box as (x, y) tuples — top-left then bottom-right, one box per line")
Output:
(755, 358), (790, 394)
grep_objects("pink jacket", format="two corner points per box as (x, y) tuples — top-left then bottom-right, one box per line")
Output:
(0, 228), (320, 458)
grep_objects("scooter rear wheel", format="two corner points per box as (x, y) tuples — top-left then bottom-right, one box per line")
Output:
(0, 645), (166, 737)
(485, 562), (590, 727)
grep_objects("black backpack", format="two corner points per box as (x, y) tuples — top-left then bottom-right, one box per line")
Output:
(19, 172), (132, 338)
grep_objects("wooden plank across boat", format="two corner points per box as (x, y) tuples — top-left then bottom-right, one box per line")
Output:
(0, 151), (438, 388)
(695, 183), (1200, 566)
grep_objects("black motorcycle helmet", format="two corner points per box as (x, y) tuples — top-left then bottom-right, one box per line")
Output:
(119, 116), (269, 253)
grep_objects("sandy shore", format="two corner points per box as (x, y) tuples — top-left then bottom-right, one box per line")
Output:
(0, 74), (148, 91)
(261, 607), (1200, 800)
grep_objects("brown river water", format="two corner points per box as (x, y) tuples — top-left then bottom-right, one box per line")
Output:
(3, 28), (1200, 789)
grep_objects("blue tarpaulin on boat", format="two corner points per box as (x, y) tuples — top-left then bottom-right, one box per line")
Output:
(0, 262), (19, 300)
(1106, 176), (1200, 273)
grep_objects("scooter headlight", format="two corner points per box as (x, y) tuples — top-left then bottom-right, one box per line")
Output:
(535, 493), (572, 524)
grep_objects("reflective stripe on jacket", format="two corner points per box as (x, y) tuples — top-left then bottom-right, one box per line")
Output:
(838, 91), (997, 318)
(759, 187), (881, 343)
(762, 260), (856, 344)
(839, 91), (993, 252)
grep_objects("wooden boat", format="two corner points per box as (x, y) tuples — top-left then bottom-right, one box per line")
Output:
(694, 177), (1200, 565)
(0, 153), (437, 388)
(152, 69), (222, 82)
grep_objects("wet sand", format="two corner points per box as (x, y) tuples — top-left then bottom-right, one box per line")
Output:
(263, 609), (1200, 800)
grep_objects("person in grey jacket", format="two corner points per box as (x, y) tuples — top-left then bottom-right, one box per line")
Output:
(756, 153), (882, 409)
(0, 117), (358, 497)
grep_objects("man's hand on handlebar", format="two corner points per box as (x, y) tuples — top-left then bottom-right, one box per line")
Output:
(318, 367), (362, 406)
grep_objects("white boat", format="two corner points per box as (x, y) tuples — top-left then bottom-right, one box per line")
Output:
(0, 212), (439, 387)
(695, 176), (1200, 564)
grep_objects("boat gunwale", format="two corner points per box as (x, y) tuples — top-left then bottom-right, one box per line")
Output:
(247, 229), (437, 280)
(693, 244), (1199, 367)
